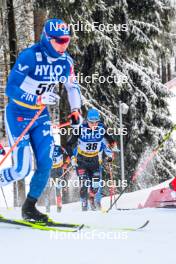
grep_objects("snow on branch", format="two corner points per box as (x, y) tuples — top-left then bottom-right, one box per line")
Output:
(80, 85), (119, 125)
(128, 21), (153, 46)
(129, 19), (162, 34)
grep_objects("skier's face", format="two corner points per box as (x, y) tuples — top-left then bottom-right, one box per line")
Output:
(50, 36), (70, 54)
(88, 121), (99, 130)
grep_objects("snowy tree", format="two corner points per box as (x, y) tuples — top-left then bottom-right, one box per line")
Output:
(119, 0), (176, 187)
(32, 0), (176, 189)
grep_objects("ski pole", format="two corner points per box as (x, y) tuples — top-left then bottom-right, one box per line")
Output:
(45, 180), (51, 213)
(58, 165), (73, 180)
(108, 163), (114, 207)
(1, 187), (8, 209)
(50, 165), (73, 188)
(105, 124), (176, 212)
(104, 183), (129, 213)
(0, 105), (46, 168)
(110, 165), (119, 210)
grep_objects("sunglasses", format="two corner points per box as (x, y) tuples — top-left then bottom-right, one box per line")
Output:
(53, 37), (70, 44)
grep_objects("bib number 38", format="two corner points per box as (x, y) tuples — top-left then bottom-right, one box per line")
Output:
(86, 143), (98, 151)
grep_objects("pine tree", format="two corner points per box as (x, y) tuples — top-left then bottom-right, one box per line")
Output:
(33, 0), (176, 188)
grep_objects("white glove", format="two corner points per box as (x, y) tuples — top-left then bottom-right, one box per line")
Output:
(106, 156), (113, 163)
(109, 143), (120, 153)
(37, 92), (60, 105)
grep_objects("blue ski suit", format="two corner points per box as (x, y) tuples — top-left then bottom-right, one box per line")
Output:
(0, 41), (81, 199)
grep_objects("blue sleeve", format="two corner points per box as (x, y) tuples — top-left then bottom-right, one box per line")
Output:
(101, 139), (113, 158)
(5, 48), (38, 105)
(104, 146), (113, 158)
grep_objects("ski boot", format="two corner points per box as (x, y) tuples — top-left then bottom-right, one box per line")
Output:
(94, 188), (102, 210)
(56, 194), (62, 213)
(95, 201), (102, 210)
(89, 197), (96, 211)
(22, 196), (48, 222)
(89, 190), (96, 211)
(81, 199), (88, 211)
(57, 206), (62, 213)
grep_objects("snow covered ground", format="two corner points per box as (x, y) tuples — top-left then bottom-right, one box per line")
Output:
(0, 135), (175, 264)
(0, 183), (176, 264)
(1, 81), (176, 264)
(0, 150), (175, 264)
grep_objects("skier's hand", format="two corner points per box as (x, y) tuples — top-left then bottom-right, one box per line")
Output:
(63, 157), (71, 169)
(37, 92), (60, 105)
(106, 156), (113, 163)
(0, 145), (5, 156)
(0, 149), (5, 156)
(109, 142), (120, 153)
(71, 156), (77, 168)
(69, 109), (83, 128)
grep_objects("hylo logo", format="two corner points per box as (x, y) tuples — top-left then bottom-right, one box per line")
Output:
(34, 65), (63, 76)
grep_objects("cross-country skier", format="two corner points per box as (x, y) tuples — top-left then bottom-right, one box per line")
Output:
(50, 145), (70, 212)
(66, 108), (116, 211)
(0, 18), (82, 221)
(0, 144), (5, 156)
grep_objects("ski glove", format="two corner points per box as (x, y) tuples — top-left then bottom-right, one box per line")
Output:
(106, 156), (113, 163)
(0, 149), (5, 156)
(37, 92), (60, 105)
(69, 109), (83, 128)
(109, 142), (120, 153)
(0, 145), (5, 156)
